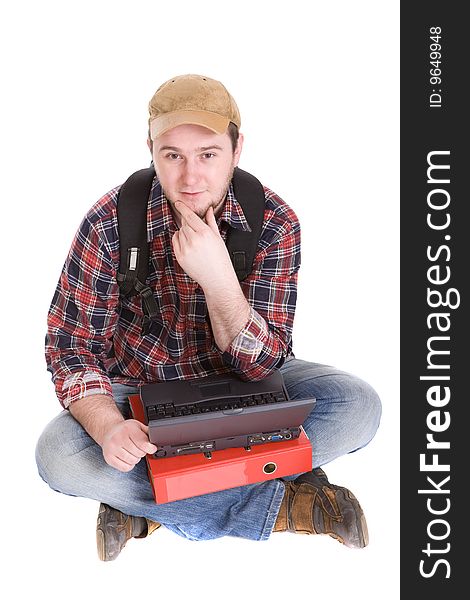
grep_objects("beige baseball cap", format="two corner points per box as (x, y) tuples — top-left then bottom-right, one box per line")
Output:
(148, 74), (241, 140)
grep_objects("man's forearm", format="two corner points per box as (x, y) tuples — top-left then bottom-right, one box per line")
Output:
(69, 394), (124, 447)
(203, 274), (251, 352)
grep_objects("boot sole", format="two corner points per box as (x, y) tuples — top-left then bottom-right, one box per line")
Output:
(338, 489), (369, 549)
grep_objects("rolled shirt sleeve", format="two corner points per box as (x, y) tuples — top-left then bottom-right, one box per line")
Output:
(222, 192), (301, 380)
(60, 371), (114, 409)
(224, 305), (269, 362)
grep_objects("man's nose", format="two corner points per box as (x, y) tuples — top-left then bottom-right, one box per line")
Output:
(181, 158), (200, 187)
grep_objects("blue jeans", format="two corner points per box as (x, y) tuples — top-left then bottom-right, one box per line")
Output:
(35, 358), (381, 541)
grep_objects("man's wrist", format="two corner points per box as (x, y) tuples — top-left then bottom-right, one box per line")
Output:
(69, 394), (125, 447)
(201, 265), (240, 298)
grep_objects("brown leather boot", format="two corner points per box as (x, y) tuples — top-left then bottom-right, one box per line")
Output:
(273, 468), (369, 549)
(96, 503), (161, 561)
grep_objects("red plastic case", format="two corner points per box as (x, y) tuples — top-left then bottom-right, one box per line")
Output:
(129, 394), (312, 504)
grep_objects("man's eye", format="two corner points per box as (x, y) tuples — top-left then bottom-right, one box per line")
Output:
(202, 153), (215, 159)
(167, 153), (181, 160)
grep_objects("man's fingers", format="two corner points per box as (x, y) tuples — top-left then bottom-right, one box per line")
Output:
(174, 201), (205, 232)
(178, 223), (191, 243)
(172, 230), (181, 254)
(102, 420), (157, 472)
(120, 435), (155, 459)
(103, 446), (139, 472)
(129, 437), (158, 456)
(130, 422), (158, 454)
(204, 206), (219, 234)
(107, 455), (135, 472)
(114, 445), (143, 463)
(108, 435), (155, 464)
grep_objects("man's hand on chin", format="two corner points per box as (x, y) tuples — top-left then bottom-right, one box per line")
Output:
(171, 202), (235, 291)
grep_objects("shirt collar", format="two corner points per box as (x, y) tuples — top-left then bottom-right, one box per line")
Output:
(147, 177), (252, 241)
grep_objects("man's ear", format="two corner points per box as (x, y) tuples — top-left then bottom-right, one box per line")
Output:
(147, 137), (153, 153)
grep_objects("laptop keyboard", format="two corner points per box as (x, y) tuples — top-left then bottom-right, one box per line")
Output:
(146, 391), (288, 421)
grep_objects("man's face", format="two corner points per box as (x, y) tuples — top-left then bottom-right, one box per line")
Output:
(150, 124), (243, 221)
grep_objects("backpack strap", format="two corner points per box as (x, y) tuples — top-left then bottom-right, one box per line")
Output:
(116, 167), (160, 321)
(116, 165), (266, 326)
(228, 167), (266, 281)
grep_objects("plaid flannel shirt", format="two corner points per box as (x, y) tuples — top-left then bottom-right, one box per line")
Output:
(46, 176), (301, 408)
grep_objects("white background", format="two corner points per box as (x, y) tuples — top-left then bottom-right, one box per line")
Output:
(1, 1), (399, 598)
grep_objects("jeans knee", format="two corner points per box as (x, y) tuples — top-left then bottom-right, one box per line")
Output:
(35, 424), (60, 489)
(35, 413), (93, 494)
(366, 382), (382, 427)
(350, 379), (382, 446)
(35, 419), (70, 491)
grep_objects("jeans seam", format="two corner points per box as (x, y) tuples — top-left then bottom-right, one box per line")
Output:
(259, 479), (285, 540)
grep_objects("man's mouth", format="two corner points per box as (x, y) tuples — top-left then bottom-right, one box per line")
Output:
(180, 191), (204, 196)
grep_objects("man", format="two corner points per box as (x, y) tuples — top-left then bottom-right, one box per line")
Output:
(36, 74), (381, 561)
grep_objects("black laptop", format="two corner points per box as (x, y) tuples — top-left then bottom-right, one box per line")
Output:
(139, 370), (315, 458)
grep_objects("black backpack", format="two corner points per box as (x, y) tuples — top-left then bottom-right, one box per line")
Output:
(116, 166), (266, 328)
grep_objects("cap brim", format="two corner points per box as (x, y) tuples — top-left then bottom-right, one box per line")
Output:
(150, 110), (230, 140)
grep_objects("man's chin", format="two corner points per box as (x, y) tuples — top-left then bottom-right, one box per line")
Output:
(179, 200), (211, 218)
(165, 187), (229, 220)
(173, 197), (225, 218)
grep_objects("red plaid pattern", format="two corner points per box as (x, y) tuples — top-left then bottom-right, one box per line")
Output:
(46, 177), (301, 407)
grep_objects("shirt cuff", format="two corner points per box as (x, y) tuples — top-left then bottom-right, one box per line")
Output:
(225, 306), (269, 364)
(60, 371), (114, 408)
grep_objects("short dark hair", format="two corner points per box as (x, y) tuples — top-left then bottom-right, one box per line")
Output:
(227, 122), (240, 153)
